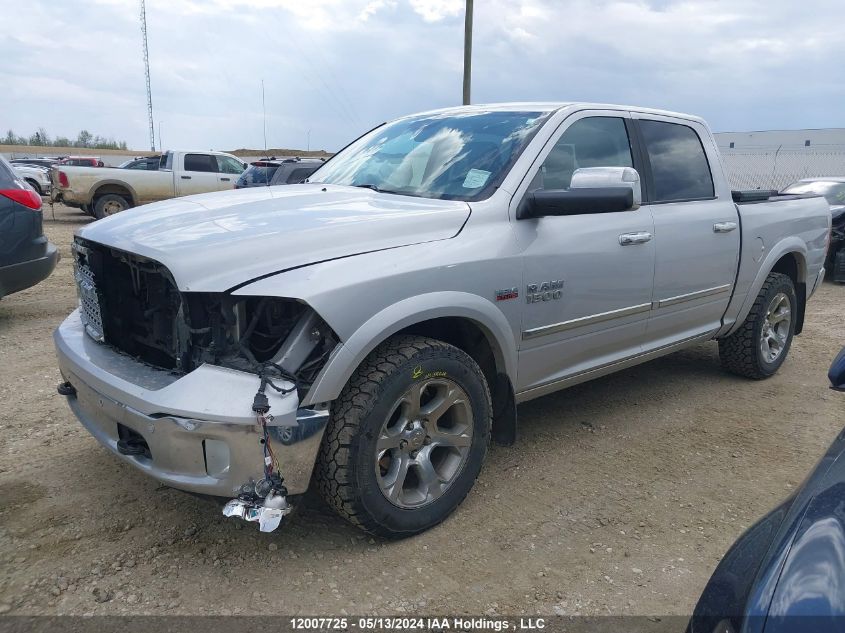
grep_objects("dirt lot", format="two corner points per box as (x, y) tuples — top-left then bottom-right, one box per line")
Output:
(1, 202), (843, 617)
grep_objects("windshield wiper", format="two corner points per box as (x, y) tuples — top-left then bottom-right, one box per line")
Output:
(352, 183), (385, 192)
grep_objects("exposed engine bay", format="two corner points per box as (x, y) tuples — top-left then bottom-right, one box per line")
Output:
(73, 237), (339, 532)
(73, 237), (338, 396)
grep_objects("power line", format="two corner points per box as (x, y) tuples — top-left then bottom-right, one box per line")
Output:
(140, 0), (155, 151)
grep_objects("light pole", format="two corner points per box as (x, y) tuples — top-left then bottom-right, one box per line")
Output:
(307, 129), (312, 152)
(462, 0), (473, 105)
(158, 120), (162, 152)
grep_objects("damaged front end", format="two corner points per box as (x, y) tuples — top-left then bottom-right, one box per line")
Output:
(64, 238), (340, 532)
(73, 238), (337, 391)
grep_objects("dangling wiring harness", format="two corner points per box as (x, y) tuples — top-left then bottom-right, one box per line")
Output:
(222, 365), (299, 533)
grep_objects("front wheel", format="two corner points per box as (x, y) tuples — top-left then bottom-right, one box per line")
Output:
(315, 335), (491, 538)
(719, 272), (797, 379)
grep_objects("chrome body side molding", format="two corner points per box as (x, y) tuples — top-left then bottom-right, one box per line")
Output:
(522, 302), (652, 340)
(654, 284), (732, 309)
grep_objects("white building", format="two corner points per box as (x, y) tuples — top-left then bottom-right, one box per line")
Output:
(714, 128), (845, 190)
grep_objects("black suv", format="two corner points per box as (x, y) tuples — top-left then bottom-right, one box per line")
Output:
(0, 157), (58, 299)
(235, 157), (324, 189)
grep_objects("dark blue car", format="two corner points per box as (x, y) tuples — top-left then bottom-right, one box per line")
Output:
(689, 346), (845, 633)
(0, 156), (58, 299)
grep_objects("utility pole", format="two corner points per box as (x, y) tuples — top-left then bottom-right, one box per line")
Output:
(261, 79), (267, 153)
(462, 0), (473, 105)
(307, 129), (311, 152)
(140, 0), (155, 151)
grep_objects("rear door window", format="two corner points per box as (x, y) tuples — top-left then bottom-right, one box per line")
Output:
(0, 156), (17, 187)
(285, 167), (317, 183)
(639, 120), (715, 202)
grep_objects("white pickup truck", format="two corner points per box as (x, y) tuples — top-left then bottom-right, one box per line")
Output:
(55, 103), (831, 538)
(51, 149), (246, 218)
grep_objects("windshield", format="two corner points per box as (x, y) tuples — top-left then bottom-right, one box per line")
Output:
(308, 110), (550, 201)
(783, 181), (845, 206)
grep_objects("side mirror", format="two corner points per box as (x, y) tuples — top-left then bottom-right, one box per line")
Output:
(518, 167), (642, 220)
(830, 346), (845, 392)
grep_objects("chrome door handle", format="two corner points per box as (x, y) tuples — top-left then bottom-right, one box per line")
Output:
(713, 221), (738, 233)
(619, 231), (653, 246)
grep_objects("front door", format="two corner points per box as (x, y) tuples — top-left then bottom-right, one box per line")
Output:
(513, 112), (656, 394)
(632, 114), (740, 348)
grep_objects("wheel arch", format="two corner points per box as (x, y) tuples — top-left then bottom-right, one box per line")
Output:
(302, 292), (519, 444)
(723, 241), (808, 337)
(770, 252), (806, 335)
(89, 180), (137, 207)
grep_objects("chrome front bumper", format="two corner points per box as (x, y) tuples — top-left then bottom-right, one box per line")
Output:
(54, 310), (328, 496)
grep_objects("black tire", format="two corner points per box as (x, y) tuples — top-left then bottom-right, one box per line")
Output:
(315, 335), (491, 538)
(718, 272), (797, 379)
(24, 179), (42, 195)
(93, 194), (129, 219)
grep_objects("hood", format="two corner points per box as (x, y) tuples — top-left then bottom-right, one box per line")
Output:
(77, 184), (470, 291)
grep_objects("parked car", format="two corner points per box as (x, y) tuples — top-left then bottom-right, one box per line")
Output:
(56, 156), (104, 167)
(54, 103), (830, 538)
(51, 149), (246, 219)
(235, 157), (324, 189)
(118, 156), (161, 171)
(12, 164), (52, 196)
(0, 157), (58, 299)
(782, 178), (845, 282)
(689, 346), (845, 633)
(10, 158), (59, 169)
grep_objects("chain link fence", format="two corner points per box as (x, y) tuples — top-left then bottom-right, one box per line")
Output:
(721, 147), (845, 191)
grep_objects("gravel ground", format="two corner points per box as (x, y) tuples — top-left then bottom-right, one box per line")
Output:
(0, 203), (843, 617)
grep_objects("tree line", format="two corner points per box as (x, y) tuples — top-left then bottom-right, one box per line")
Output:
(1, 128), (128, 151)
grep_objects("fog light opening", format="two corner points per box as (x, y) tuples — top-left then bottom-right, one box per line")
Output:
(203, 439), (230, 477)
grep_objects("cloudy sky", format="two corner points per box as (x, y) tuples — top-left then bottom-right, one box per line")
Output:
(3, 0), (843, 152)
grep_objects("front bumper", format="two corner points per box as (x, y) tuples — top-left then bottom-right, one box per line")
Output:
(54, 311), (329, 496)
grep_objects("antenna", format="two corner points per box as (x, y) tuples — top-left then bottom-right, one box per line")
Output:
(261, 79), (267, 153)
(140, 0), (155, 151)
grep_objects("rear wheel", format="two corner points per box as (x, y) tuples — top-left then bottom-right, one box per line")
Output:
(94, 194), (129, 219)
(315, 335), (491, 538)
(718, 272), (797, 379)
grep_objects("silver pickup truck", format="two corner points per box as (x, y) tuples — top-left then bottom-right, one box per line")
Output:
(55, 103), (831, 538)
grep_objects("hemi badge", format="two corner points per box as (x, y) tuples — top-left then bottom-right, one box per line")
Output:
(496, 287), (519, 301)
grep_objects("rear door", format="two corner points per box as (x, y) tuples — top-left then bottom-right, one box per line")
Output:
(513, 111), (656, 394)
(176, 153), (224, 195)
(632, 114), (740, 348)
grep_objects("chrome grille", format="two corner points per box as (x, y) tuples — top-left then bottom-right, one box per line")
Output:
(72, 243), (104, 342)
